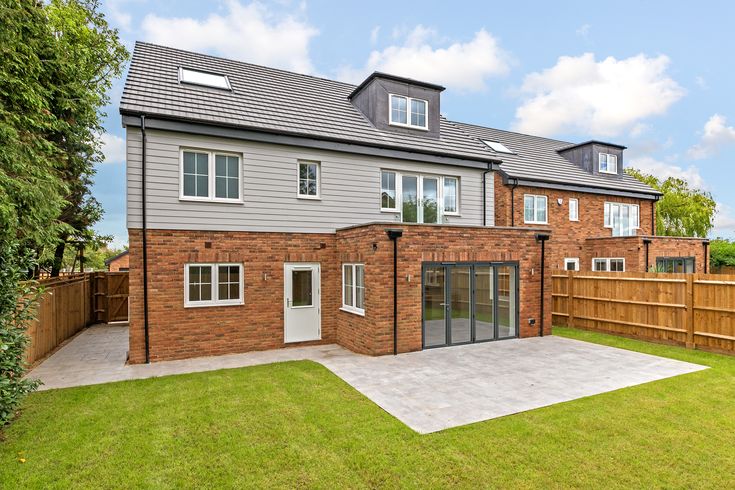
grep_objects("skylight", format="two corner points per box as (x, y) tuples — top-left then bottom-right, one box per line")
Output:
(179, 68), (231, 90)
(483, 140), (513, 153)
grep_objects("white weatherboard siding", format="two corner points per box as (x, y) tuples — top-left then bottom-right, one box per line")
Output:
(126, 129), (494, 233)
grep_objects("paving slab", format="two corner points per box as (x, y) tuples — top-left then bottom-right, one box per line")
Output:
(29, 325), (707, 433)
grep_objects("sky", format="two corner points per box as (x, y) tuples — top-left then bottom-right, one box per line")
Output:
(95, 0), (735, 247)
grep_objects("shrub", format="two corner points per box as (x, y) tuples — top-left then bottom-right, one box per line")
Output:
(710, 239), (735, 268)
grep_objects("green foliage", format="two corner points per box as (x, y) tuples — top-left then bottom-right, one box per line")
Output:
(710, 239), (735, 267)
(626, 168), (716, 237)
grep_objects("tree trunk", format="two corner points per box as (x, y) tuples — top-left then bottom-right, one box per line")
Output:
(50, 241), (66, 277)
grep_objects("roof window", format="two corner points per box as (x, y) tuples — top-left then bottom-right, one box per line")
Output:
(483, 140), (514, 154)
(179, 67), (231, 90)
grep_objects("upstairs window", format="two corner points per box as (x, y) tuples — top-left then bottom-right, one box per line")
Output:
(179, 68), (231, 90)
(599, 153), (618, 174)
(381, 171), (397, 211)
(389, 95), (428, 129)
(604, 202), (639, 236)
(569, 198), (579, 221)
(298, 161), (320, 198)
(380, 170), (459, 222)
(181, 149), (241, 202)
(443, 177), (459, 214)
(524, 194), (548, 224)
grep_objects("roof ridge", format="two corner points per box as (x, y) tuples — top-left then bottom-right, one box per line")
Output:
(450, 120), (573, 146)
(133, 41), (358, 90)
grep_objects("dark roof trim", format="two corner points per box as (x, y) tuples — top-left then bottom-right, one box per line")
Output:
(104, 249), (129, 265)
(557, 140), (627, 152)
(122, 114), (502, 170)
(347, 71), (446, 99)
(501, 174), (661, 200)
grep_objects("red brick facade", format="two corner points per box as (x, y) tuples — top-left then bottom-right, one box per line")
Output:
(106, 251), (129, 272)
(128, 224), (551, 362)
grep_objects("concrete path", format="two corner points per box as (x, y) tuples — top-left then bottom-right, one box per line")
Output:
(29, 324), (707, 433)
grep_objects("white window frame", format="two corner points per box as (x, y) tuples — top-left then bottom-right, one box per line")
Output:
(178, 67), (231, 90)
(379, 170), (460, 221)
(389, 94), (429, 130)
(604, 202), (640, 236)
(523, 194), (548, 224)
(184, 263), (244, 307)
(297, 160), (321, 200)
(341, 263), (365, 316)
(592, 258), (625, 272)
(569, 198), (579, 221)
(564, 258), (580, 271)
(179, 148), (243, 203)
(599, 152), (618, 174)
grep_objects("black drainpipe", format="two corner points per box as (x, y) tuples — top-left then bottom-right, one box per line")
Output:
(482, 164), (492, 226)
(643, 238), (652, 272)
(510, 178), (519, 226)
(703, 240), (710, 273)
(386, 229), (403, 355)
(651, 198), (658, 236)
(535, 233), (550, 337)
(140, 115), (150, 364)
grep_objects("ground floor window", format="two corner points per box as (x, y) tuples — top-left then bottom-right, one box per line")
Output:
(184, 263), (243, 307)
(341, 263), (365, 315)
(564, 258), (580, 271)
(656, 256), (695, 273)
(423, 262), (518, 348)
(592, 258), (625, 272)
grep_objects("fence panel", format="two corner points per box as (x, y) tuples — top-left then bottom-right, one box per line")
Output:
(553, 271), (735, 355)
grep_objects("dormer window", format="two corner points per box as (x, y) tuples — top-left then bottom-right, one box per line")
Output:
(179, 67), (231, 90)
(389, 95), (428, 130)
(599, 153), (618, 174)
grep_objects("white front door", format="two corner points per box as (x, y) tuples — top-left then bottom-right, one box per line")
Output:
(284, 263), (321, 343)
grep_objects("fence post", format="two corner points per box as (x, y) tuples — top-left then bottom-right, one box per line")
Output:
(567, 270), (575, 328)
(685, 274), (694, 349)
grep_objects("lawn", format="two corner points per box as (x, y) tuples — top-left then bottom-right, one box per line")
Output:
(2, 328), (734, 489)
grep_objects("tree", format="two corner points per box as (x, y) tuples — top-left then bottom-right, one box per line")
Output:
(626, 168), (716, 237)
(710, 239), (735, 268)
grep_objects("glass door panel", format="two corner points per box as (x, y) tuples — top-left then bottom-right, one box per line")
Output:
(474, 266), (495, 341)
(423, 266), (446, 347)
(497, 265), (517, 338)
(291, 270), (313, 307)
(422, 177), (439, 224)
(450, 266), (471, 343)
(402, 175), (418, 223)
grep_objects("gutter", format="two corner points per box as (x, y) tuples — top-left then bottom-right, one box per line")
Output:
(643, 238), (652, 271)
(140, 115), (151, 364)
(386, 228), (403, 355)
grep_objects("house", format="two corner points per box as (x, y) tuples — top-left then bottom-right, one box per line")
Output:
(120, 42), (705, 363)
(104, 250), (129, 272)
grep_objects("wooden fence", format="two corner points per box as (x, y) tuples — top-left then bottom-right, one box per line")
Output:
(24, 272), (129, 364)
(552, 271), (735, 355)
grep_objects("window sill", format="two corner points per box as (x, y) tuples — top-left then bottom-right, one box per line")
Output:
(179, 197), (244, 205)
(388, 121), (429, 131)
(599, 170), (618, 175)
(524, 221), (548, 225)
(297, 195), (321, 201)
(184, 301), (244, 308)
(380, 208), (400, 213)
(340, 306), (365, 317)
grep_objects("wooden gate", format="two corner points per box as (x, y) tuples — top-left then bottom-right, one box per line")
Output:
(93, 272), (129, 323)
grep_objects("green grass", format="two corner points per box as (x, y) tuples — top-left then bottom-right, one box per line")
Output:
(2, 327), (735, 489)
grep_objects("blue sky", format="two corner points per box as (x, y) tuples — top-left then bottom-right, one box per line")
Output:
(96, 0), (735, 246)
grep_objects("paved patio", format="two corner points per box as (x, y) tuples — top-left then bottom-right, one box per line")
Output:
(29, 324), (707, 433)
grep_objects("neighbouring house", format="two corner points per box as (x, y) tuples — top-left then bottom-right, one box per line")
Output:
(120, 42), (706, 363)
(105, 250), (129, 272)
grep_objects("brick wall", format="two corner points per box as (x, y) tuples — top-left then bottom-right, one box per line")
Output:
(494, 175), (657, 271)
(107, 252), (129, 272)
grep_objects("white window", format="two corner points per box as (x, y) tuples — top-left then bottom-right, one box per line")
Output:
(381, 171), (398, 211)
(298, 161), (320, 198)
(181, 149), (242, 202)
(604, 202), (639, 236)
(564, 258), (580, 271)
(569, 198), (579, 221)
(524, 194), (548, 224)
(179, 68), (231, 90)
(482, 140), (514, 153)
(342, 264), (365, 315)
(592, 258), (625, 272)
(389, 94), (428, 129)
(599, 153), (618, 174)
(380, 171), (459, 222)
(185, 263), (244, 307)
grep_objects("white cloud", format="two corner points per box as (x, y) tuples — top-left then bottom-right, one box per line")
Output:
(107, 0), (132, 31)
(512, 53), (685, 137)
(627, 156), (706, 189)
(713, 203), (735, 238)
(336, 26), (511, 92)
(576, 24), (591, 37)
(695, 76), (708, 90)
(100, 133), (126, 164)
(370, 25), (380, 45)
(687, 114), (735, 160)
(141, 0), (318, 73)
